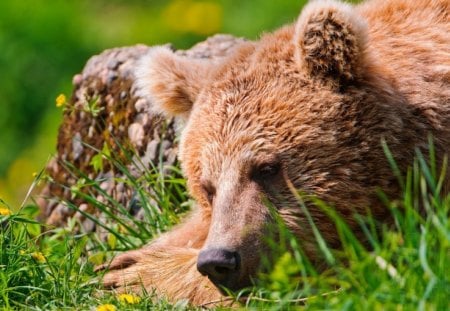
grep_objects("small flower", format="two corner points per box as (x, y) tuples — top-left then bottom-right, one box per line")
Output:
(56, 94), (67, 108)
(0, 207), (11, 216)
(118, 224), (128, 234)
(19, 250), (26, 255)
(31, 252), (46, 263)
(96, 304), (116, 311)
(118, 293), (141, 304)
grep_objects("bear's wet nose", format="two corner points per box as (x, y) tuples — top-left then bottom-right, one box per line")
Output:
(197, 249), (240, 285)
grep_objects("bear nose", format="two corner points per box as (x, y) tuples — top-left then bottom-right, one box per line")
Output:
(197, 249), (240, 284)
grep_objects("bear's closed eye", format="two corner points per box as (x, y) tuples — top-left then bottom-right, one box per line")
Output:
(251, 162), (282, 181)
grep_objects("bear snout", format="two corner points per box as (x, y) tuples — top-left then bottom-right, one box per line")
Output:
(197, 248), (241, 289)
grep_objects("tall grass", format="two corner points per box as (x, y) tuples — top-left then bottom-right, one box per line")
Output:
(0, 143), (449, 310)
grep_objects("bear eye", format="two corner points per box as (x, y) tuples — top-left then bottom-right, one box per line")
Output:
(252, 162), (281, 181)
(202, 182), (216, 204)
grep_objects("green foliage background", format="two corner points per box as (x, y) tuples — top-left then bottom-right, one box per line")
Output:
(0, 0), (307, 205)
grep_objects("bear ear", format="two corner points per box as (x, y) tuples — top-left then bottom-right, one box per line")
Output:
(135, 46), (213, 119)
(294, 0), (368, 86)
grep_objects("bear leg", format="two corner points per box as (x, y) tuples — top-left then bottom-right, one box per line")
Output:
(97, 210), (226, 305)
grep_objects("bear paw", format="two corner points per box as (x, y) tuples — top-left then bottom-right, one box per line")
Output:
(96, 245), (225, 306)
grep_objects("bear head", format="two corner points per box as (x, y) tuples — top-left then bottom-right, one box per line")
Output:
(135, 0), (430, 292)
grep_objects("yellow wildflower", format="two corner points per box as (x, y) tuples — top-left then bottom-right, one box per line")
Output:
(118, 293), (141, 304)
(118, 224), (128, 234)
(19, 250), (26, 255)
(56, 94), (66, 108)
(31, 252), (46, 263)
(0, 207), (11, 216)
(96, 304), (116, 311)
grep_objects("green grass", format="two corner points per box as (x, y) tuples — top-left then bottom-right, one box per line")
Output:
(0, 146), (449, 310)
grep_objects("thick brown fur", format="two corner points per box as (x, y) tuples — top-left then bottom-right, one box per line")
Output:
(100, 0), (450, 305)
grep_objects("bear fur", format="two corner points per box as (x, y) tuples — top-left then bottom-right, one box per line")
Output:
(100, 0), (450, 305)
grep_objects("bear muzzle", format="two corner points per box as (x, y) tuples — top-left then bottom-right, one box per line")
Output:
(197, 248), (243, 290)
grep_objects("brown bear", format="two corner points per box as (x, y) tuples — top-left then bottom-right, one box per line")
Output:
(100, 0), (450, 305)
